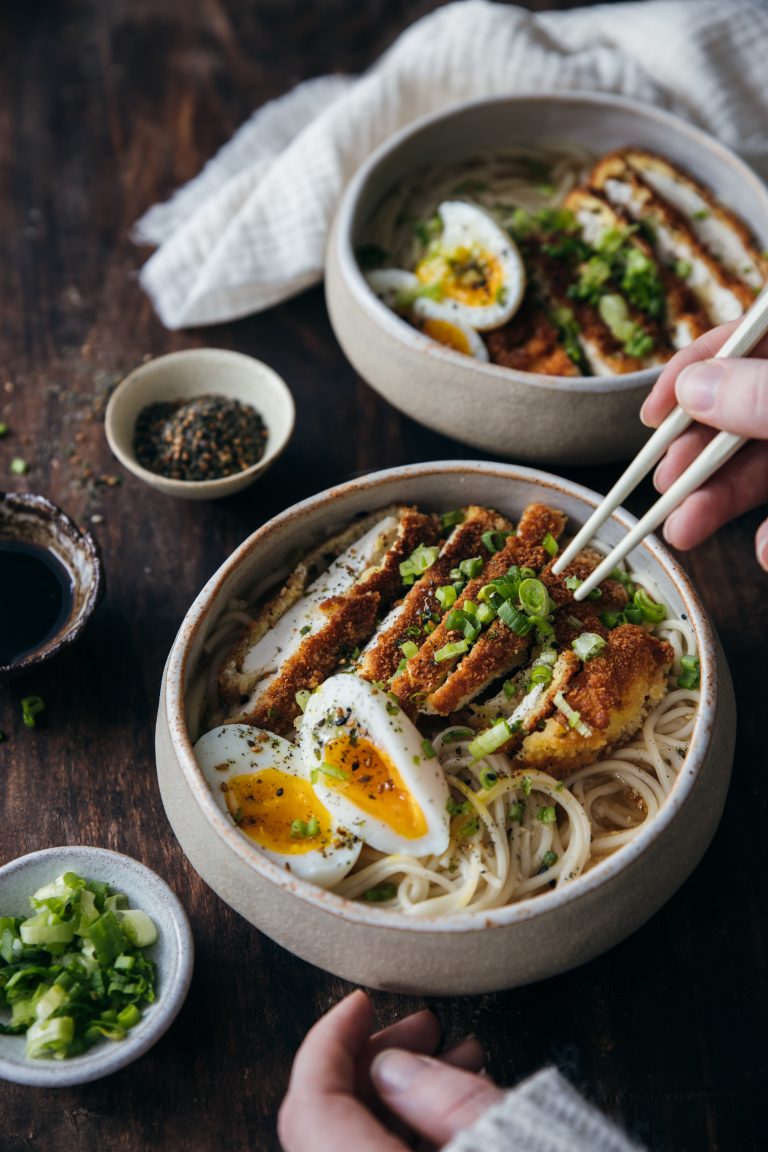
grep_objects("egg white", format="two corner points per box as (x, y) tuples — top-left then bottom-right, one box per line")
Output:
(365, 268), (489, 360)
(412, 200), (525, 331)
(194, 724), (362, 887)
(299, 675), (450, 857)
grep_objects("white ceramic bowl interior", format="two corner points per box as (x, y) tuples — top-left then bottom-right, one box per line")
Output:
(0, 846), (194, 1086)
(157, 463), (735, 994)
(105, 348), (295, 500)
(326, 93), (768, 465)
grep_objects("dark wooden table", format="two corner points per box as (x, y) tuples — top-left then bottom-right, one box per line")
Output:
(2, 2), (767, 1149)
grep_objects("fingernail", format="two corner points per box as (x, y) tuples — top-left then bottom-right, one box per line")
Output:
(371, 1048), (429, 1092)
(639, 398), (654, 427)
(676, 360), (724, 413)
(757, 522), (768, 571)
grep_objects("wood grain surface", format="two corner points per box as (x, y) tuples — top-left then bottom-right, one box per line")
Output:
(1, 2), (767, 1149)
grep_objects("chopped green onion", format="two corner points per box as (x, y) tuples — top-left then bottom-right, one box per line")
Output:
(518, 578), (549, 618)
(476, 602), (495, 624)
(497, 601), (533, 635)
(537, 806), (557, 824)
(436, 585), (457, 610)
(434, 638), (469, 663)
(440, 510), (465, 529)
(610, 567), (636, 595)
(295, 689), (311, 713)
(674, 259), (692, 280)
(364, 883), (398, 903)
(468, 719), (514, 760)
(520, 775), (532, 797)
(315, 762), (350, 782)
(508, 802), (524, 823)
(565, 575), (581, 591)
(677, 654), (700, 689)
(459, 556), (483, 580)
(447, 798), (471, 816)
(0, 423), (8, 437)
(528, 664), (553, 687)
(540, 850), (559, 870)
(633, 587), (667, 623)
(399, 544), (440, 584)
(693, 209), (710, 221)
(481, 530), (512, 553)
(421, 739), (437, 760)
(502, 679), (518, 699)
(20, 696), (46, 729)
(458, 816), (480, 839)
(400, 641), (419, 659)
(10, 458), (27, 476)
(442, 728), (474, 744)
(553, 691), (592, 737)
(572, 632), (606, 662)
(542, 533), (558, 556)
(479, 769), (498, 790)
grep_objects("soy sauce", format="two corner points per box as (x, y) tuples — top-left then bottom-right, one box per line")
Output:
(0, 541), (73, 666)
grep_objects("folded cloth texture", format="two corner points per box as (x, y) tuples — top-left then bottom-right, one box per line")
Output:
(135, 0), (768, 330)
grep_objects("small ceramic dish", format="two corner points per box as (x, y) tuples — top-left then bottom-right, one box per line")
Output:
(0, 845), (194, 1087)
(156, 461), (735, 996)
(0, 492), (105, 679)
(105, 348), (295, 500)
(326, 92), (768, 465)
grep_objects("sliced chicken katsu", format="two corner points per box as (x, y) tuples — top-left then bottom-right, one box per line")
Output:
(484, 295), (581, 376)
(515, 623), (674, 776)
(358, 505), (512, 685)
(520, 238), (665, 377)
(622, 149), (768, 292)
(591, 152), (756, 323)
(565, 187), (710, 350)
(220, 506), (441, 734)
(389, 503), (567, 714)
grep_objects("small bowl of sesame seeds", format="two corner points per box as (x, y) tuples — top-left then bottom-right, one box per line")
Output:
(105, 349), (295, 500)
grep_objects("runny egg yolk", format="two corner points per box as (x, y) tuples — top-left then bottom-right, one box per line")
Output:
(220, 768), (331, 855)
(321, 736), (428, 840)
(420, 318), (474, 355)
(415, 245), (504, 308)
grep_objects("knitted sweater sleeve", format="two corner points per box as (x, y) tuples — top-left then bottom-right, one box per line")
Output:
(442, 1067), (646, 1152)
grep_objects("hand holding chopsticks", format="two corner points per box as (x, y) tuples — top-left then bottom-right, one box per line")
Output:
(552, 290), (768, 600)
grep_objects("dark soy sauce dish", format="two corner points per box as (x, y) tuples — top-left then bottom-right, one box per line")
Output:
(0, 493), (105, 678)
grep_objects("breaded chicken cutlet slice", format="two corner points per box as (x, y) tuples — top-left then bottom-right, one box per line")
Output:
(484, 295), (581, 376)
(621, 149), (768, 293)
(564, 187), (711, 350)
(219, 506), (441, 734)
(390, 503), (568, 715)
(515, 623), (674, 776)
(591, 151), (757, 324)
(358, 505), (513, 685)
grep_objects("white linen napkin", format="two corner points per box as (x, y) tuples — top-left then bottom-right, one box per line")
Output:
(135, 0), (768, 330)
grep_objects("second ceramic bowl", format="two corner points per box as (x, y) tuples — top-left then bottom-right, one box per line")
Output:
(326, 92), (768, 465)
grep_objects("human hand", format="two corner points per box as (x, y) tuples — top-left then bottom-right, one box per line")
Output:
(640, 320), (768, 570)
(278, 989), (504, 1152)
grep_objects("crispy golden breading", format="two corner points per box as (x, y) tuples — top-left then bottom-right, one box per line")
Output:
(390, 503), (567, 714)
(233, 592), (381, 735)
(358, 506), (512, 685)
(484, 296), (581, 376)
(516, 624), (673, 776)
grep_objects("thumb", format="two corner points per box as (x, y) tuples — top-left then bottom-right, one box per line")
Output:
(675, 358), (768, 438)
(370, 1047), (504, 1146)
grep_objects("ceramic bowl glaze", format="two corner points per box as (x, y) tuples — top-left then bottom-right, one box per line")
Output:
(0, 846), (194, 1086)
(156, 462), (735, 995)
(326, 93), (768, 465)
(105, 348), (295, 500)
(0, 492), (105, 679)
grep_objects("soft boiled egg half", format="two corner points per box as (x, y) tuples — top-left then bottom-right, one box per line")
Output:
(194, 724), (362, 887)
(299, 675), (450, 857)
(365, 269), (489, 360)
(411, 200), (525, 331)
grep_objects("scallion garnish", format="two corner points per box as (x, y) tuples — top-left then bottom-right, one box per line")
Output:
(479, 769), (498, 790)
(540, 850), (559, 870)
(364, 883), (398, 903)
(314, 762), (350, 782)
(528, 664), (553, 687)
(537, 806), (557, 824)
(497, 601), (533, 635)
(677, 654), (700, 689)
(10, 458), (27, 476)
(21, 696), (45, 729)
(446, 798), (471, 816)
(440, 510), (465, 529)
(399, 640), (419, 659)
(571, 632), (606, 662)
(542, 533), (559, 556)
(459, 556), (483, 580)
(399, 544), (440, 585)
(633, 587), (667, 623)
(481, 530), (513, 554)
(436, 585), (457, 610)
(421, 739), (437, 760)
(518, 578), (549, 618)
(295, 689), (311, 713)
(458, 816), (480, 839)
(434, 638), (470, 663)
(508, 802), (523, 823)
(553, 691), (592, 737)
(468, 718), (514, 760)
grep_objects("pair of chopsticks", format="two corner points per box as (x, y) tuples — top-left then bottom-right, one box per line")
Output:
(553, 289), (768, 600)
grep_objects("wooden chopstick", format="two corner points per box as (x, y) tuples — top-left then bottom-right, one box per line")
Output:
(552, 288), (768, 602)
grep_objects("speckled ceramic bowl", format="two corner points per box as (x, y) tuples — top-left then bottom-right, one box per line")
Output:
(105, 349), (295, 500)
(0, 846), (194, 1086)
(156, 462), (735, 995)
(326, 92), (768, 465)
(0, 492), (105, 679)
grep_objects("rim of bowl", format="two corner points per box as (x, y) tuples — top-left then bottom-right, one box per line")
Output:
(105, 348), (296, 494)
(165, 460), (718, 936)
(334, 89), (768, 394)
(0, 845), (194, 1086)
(0, 491), (105, 677)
